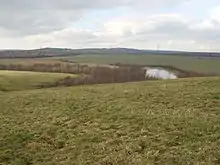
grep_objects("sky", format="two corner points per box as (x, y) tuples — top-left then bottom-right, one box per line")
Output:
(0, 0), (220, 51)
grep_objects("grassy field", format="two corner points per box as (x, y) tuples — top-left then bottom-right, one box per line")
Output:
(1, 54), (220, 74)
(55, 54), (220, 74)
(0, 58), (63, 66)
(0, 70), (76, 91)
(0, 77), (220, 164)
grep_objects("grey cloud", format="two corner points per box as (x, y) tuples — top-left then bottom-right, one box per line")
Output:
(0, 0), (185, 10)
(84, 15), (220, 50)
(42, 14), (220, 50)
(132, 14), (220, 43)
(0, 0), (186, 36)
(0, 0), (129, 10)
(3, 0), (219, 51)
(0, 10), (82, 36)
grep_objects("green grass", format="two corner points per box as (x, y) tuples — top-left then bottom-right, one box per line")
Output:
(0, 77), (220, 164)
(0, 58), (63, 66)
(56, 54), (220, 74)
(0, 70), (76, 91)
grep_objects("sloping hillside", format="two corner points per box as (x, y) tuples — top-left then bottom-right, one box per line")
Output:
(0, 70), (76, 91)
(0, 77), (220, 164)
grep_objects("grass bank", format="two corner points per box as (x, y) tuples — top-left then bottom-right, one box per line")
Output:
(0, 70), (76, 91)
(0, 77), (220, 164)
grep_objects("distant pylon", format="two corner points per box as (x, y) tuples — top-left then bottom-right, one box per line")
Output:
(157, 43), (160, 52)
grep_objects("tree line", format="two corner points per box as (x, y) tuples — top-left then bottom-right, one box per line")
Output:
(0, 62), (213, 88)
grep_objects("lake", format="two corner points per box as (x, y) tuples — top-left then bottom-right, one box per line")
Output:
(145, 68), (178, 79)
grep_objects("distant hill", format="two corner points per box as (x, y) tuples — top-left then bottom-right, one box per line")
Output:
(0, 47), (219, 58)
(0, 48), (79, 58)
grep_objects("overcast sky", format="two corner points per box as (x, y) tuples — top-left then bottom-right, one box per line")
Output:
(0, 0), (219, 51)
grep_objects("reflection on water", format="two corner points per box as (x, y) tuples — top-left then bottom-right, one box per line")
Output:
(145, 68), (177, 79)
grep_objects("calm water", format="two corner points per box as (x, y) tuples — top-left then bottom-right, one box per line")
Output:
(145, 68), (178, 79)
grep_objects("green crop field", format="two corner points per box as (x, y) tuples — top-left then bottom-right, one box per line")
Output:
(0, 77), (220, 164)
(0, 70), (76, 91)
(56, 54), (220, 74)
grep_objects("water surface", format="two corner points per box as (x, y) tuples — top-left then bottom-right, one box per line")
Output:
(145, 68), (178, 79)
